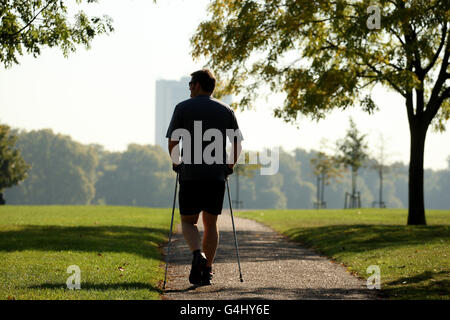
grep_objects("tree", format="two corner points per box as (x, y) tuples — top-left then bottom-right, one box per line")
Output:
(94, 144), (173, 207)
(253, 173), (287, 209)
(369, 133), (398, 208)
(424, 156), (450, 209)
(5, 129), (97, 204)
(229, 150), (261, 208)
(191, 0), (450, 225)
(0, 0), (114, 68)
(310, 151), (342, 209)
(0, 124), (29, 203)
(335, 118), (369, 208)
(277, 149), (315, 208)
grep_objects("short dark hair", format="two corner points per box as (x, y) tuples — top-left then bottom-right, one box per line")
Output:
(190, 69), (216, 93)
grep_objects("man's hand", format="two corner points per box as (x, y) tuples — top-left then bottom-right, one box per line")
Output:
(172, 163), (182, 173)
(225, 140), (241, 179)
(225, 164), (234, 177)
(169, 139), (182, 173)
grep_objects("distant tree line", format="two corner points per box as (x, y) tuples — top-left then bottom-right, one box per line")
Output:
(3, 128), (450, 209)
(4, 128), (174, 207)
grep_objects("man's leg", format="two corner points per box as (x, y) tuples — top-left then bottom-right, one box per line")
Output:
(202, 211), (219, 267)
(181, 213), (208, 285)
(181, 214), (201, 252)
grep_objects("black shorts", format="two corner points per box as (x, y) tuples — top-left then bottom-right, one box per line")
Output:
(179, 180), (226, 216)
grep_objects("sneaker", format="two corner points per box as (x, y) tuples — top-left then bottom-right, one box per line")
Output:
(189, 250), (207, 285)
(201, 266), (213, 286)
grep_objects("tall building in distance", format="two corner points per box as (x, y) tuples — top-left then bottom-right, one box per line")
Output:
(155, 77), (190, 149)
(154, 77), (233, 149)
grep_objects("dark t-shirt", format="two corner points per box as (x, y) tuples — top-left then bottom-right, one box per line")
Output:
(166, 95), (244, 181)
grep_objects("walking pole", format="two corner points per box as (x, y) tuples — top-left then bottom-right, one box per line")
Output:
(163, 172), (179, 290)
(226, 178), (244, 283)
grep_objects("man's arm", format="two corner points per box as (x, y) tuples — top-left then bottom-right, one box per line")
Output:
(228, 140), (242, 169)
(168, 139), (181, 167)
(166, 104), (182, 167)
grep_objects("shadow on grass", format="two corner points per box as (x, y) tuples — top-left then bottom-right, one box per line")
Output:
(284, 224), (449, 299)
(387, 270), (448, 286)
(0, 225), (167, 260)
(284, 224), (450, 255)
(382, 271), (449, 299)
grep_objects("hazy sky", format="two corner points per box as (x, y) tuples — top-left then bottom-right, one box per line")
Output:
(0, 0), (449, 170)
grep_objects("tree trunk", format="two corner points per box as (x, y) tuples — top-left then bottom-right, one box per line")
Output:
(352, 168), (356, 196)
(321, 172), (325, 207)
(351, 168), (357, 208)
(316, 176), (320, 209)
(379, 168), (383, 206)
(407, 122), (427, 225)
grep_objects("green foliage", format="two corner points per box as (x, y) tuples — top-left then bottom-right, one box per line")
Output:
(0, 123), (29, 192)
(242, 168), (288, 209)
(192, 0), (449, 124)
(3, 128), (450, 210)
(233, 151), (261, 178)
(310, 151), (342, 185)
(431, 99), (450, 132)
(192, 0), (450, 222)
(335, 118), (369, 201)
(94, 144), (174, 207)
(335, 118), (369, 172)
(0, 0), (114, 68)
(278, 150), (315, 208)
(5, 129), (97, 204)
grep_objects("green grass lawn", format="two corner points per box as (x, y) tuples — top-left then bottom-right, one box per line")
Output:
(0, 205), (178, 300)
(236, 209), (449, 300)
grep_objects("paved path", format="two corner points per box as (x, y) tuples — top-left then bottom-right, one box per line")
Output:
(162, 211), (378, 300)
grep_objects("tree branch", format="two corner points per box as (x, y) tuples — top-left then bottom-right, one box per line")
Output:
(427, 33), (450, 106)
(398, 0), (424, 76)
(425, 35), (450, 125)
(389, 27), (406, 47)
(440, 87), (450, 100)
(408, 24), (423, 75)
(10, 0), (57, 38)
(385, 61), (404, 72)
(365, 61), (407, 98)
(423, 22), (448, 75)
(425, 86), (450, 125)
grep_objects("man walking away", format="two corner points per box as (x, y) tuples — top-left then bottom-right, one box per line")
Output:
(166, 69), (243, 286)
